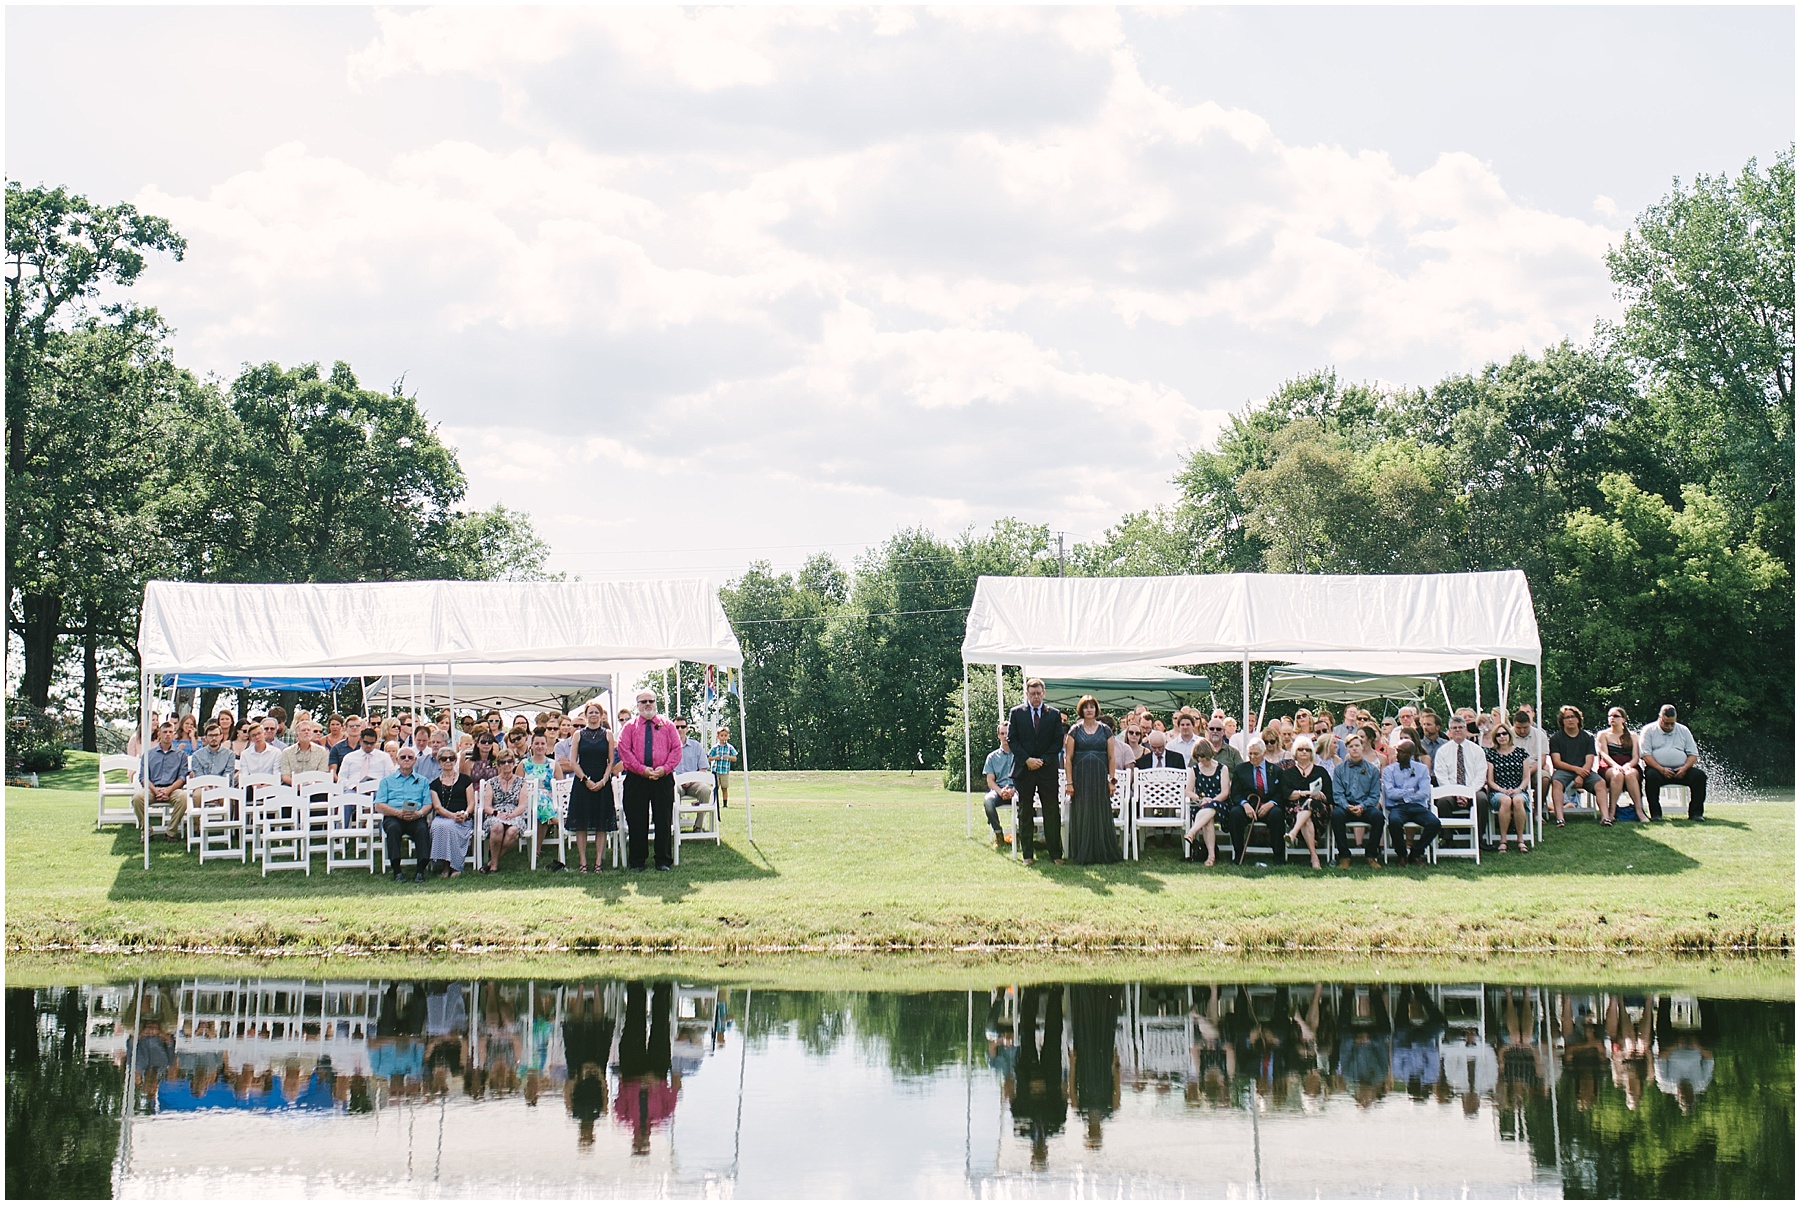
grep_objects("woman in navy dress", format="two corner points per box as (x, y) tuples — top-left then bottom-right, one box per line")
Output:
(1062, 696), (1121, 865)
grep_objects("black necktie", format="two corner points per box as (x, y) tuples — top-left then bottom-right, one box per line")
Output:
(1032, 707), (1040, 728)
(642, 720), (655, 767)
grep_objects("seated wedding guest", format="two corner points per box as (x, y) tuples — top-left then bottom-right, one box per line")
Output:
(1227, 714), (1253, 756)
(374, 748), (434, 884)
(329, 715), (362, 771)
(1548, 705), (1605, 827)
(1596, 707), (1645, 820)
(1166, 712), (1200, 763)
(1333, 707), (1361, 741)
(982, 723), (1017, 848)
(1313, 732), (1341, 774)
(1640, 704), (1707, 821)
(481, 751), (530, 874)
(265, 705), (289, 747)
(673, 716), (713, 808)
(279, 720), (330, 786)
(235, 721), (283, 787)
(465, 732), (501, 787)
(1136, 729), (1184, 770)
(552, 716), (576, 762)
(1203, 717), (1241, 771)
(1183, 738), (1228, 866)
(1415, 709), (1447, 770)
(1225, 740), (1284, 866)
(1434, 715), (1490, 841)
(427, 747), (476, 879)
(172, 714), (199, 758)
(189, 721), (236, 785)
(1382, 739), (1440, 867)
(134, 722), (190, 839)
(324, 713), (346, 749)
(230, 715), (256, 756)
(338, 727), (397, 791)
(1330, 733), (1384, 869)
(1111, 717), (1140, 774)
(1279, 737), (1332, 870)
(1487, 724), (1533, 852)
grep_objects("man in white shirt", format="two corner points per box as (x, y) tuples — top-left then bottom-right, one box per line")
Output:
(1165, 713), (1199, 763)
(672, 716), (713, 808)
(1640, 703), (1706, 821)
(235, 723), (282, 786)
(337, 726), (397, 792)
(1435, 715), (1490, 847)
(1228, 713), (1253, 757)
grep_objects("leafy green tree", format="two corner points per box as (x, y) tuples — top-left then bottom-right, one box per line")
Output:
(1549, 474), (1788, 741)
(5, 987), (123, 1198)
(5, 182), (185, 707)
(1604, 148), (1795, 559)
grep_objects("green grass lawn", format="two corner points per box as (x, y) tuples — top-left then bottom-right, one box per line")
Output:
(5, 753), (1793, 960)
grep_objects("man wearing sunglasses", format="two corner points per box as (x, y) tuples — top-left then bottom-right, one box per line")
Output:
(1206, 720), (1242, 771)
(619, 691), (682, 871)
(374, 747), (434, 883)
(337, 727), (396, 793)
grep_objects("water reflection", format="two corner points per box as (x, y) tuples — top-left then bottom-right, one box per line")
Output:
(5, 976), (1790, 1198)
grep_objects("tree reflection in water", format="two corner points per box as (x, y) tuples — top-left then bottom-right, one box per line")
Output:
(6, 977), (1792, 1199)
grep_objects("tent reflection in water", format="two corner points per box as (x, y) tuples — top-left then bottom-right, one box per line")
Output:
(959, 571), (1543, 838)
(132, 578), (752, 867)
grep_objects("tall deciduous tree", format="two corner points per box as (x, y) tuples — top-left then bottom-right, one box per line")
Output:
(5, 182), (185, 706)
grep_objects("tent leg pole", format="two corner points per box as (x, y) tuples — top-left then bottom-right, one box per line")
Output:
(995, 664), (1004, 724)
(736, 675), (751, 842)
(1535, 663), (1543, 845)
(1474, 659), (1481, 717)
(1241, 654), (1251, 744)
(141, 670), (152, 870)
(963, 664), (972, 840)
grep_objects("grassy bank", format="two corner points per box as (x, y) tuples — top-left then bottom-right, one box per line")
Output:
(6, 754), (1793, 958)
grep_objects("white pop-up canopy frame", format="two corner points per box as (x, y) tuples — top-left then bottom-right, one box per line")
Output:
(134, 579), (754, 867)
(957, 571), (1542, 837)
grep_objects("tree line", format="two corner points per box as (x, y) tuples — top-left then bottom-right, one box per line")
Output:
(5, 182), (550, 750)
(712, 150), (1793, 783)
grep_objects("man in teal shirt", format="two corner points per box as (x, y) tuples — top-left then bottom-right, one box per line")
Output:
(374, 747), (434, 883)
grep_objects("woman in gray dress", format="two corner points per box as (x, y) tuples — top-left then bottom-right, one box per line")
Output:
(1062, 695), (1121, 865)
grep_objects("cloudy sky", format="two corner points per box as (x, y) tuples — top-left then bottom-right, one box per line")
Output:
(8, 5), (1793, 580)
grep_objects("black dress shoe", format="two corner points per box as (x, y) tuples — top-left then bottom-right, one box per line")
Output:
(412, 869), (426, 883)
(393, 871), (406, 883)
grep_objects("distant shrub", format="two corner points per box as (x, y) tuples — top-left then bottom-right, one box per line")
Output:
(5, 698), (69, 774)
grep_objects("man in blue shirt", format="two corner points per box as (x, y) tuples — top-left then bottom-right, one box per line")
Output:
(134, 721), (190, 839)
(673, 717), (714, 810)
(1381, 739), (1440, 867)
(1330, 733), (1385, 868)
(374, 748), (434, 883)
(981, 724), (1017, 848)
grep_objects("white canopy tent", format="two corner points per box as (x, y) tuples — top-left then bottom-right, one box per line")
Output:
(1258, 652), (1488, 717)
(958, 572), (1542, 837)
(362, 659), (677, 712)
(134, 579), (754, 867)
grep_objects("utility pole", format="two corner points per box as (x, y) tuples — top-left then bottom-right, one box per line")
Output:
(1055, 532), (1066, 577)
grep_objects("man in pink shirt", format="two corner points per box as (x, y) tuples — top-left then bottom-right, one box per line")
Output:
(619, 689), (683, 870)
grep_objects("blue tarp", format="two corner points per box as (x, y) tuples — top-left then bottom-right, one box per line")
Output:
(170, 674), (353, 692)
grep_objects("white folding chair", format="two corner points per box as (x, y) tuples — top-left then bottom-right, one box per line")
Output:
(1112, 769), (1134, 858)
(97, 754), (140, 829)
(1431, 783), (1480, 864)
(529, 777), (570, 869)
(259, 790), (310, 876)
(672, 771), (720, 866)
(295, 777), (337, 861)
(193, 783), (245, 864)
(239, 773), (282, 859)
(1130, 768), (1186, 861)
(183, 774), (230, 850)
(326, 794), (379, 874)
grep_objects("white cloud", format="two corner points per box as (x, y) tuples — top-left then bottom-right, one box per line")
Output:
(118, 6), (1631, 575)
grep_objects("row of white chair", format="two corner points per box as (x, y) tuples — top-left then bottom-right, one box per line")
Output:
(102, 759), (721, 873)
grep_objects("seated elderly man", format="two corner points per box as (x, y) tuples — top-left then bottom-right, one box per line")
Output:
(133, 721), (190, 840)
(1135, 729), (1185, 771)
(1330, 732), (1384, 868)
(279, 720), (330, 786)
(672, 716), (714, 808)
(1224, 740), (1285, 866)
(374, 747), (434, 883)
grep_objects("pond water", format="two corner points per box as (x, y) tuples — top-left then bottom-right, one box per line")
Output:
(6, 976), (1791, 1199)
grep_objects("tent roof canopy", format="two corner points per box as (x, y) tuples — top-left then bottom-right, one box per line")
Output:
(962, 571), (1541, 668)
(138, 580), (744, 676)
(1263, 666), (1438, 706)
(362, 659), (676, 710)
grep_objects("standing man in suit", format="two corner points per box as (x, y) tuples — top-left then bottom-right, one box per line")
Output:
(1008, 678), (1065, 865)
(1134, 729), (1187, 771)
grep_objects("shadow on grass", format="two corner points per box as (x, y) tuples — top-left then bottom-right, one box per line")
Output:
(103, 828), (776, 905)
(1091, 821), (1707, 878)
